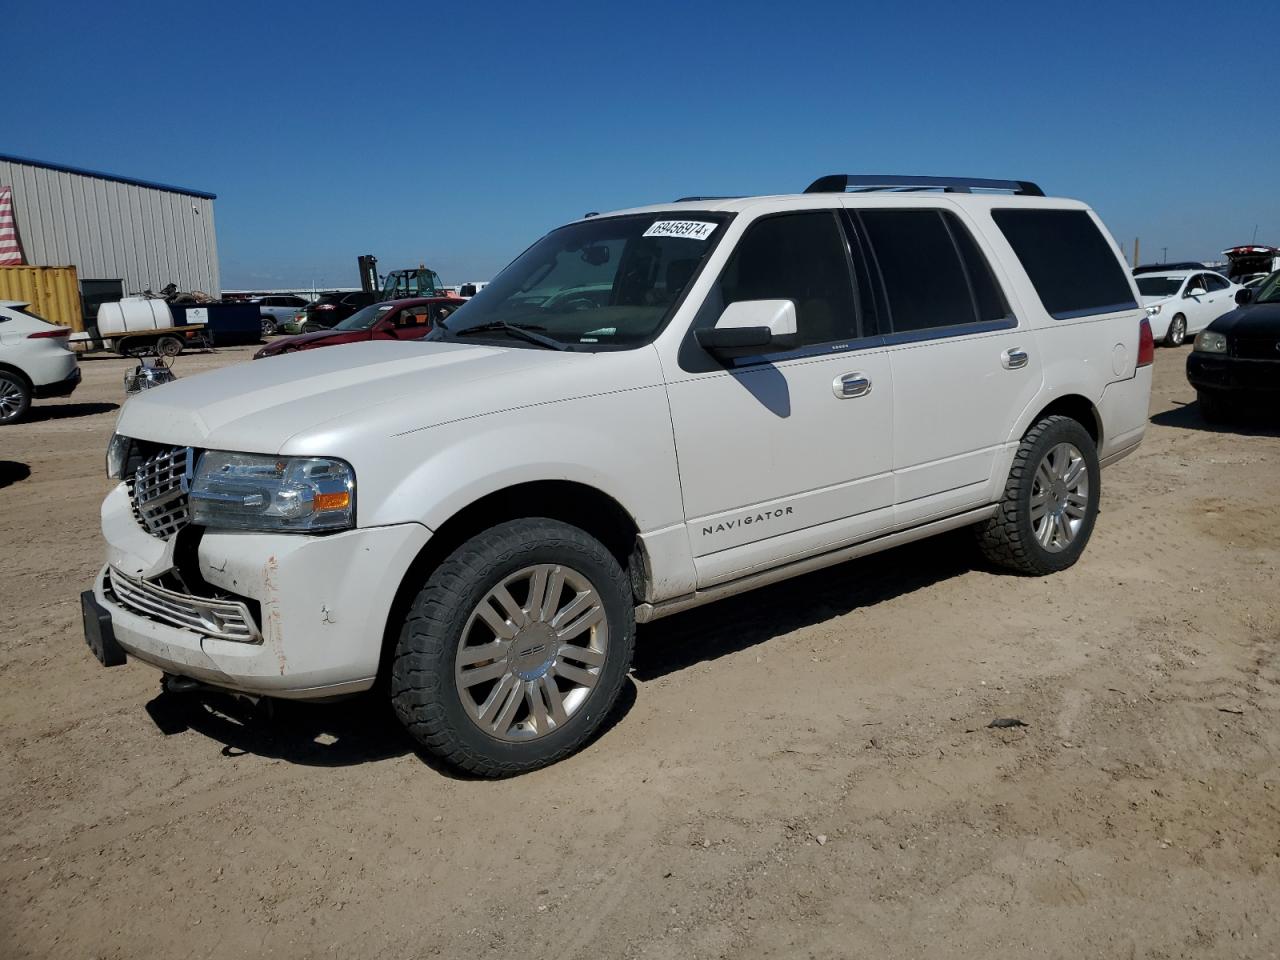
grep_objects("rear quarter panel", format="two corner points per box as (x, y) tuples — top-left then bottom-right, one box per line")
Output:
(963, 201), (1148, 464)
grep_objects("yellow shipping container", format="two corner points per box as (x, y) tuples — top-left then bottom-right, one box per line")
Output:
(0, 265), (84, 332)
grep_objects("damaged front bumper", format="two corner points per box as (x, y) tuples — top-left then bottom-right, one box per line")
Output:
(90, 483), (431, 699)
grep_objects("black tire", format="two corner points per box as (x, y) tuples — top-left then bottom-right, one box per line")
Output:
(1197, 389), (1233, 424)
(1165, 314), (1187, 347)
(261, 317), (277, 337)
(390, 518), (635, 777)
(975, 415), (1101, 575)
(156, 336), (183, 358)
(0, 371), (32, 425)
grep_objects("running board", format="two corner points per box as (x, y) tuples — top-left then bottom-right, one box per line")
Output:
(634, 505), (997, 623)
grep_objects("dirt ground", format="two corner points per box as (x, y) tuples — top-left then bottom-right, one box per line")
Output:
(1, 343), (1277, 959)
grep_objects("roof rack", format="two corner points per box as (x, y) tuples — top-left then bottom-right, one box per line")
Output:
(804, 174), (1044, 197)
(674, 195), (743, 202)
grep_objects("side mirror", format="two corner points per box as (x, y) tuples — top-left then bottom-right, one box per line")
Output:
(1185, 288), (1206, 298)
(696, 299), (798, 358)
(1236, 288), (1254, 305)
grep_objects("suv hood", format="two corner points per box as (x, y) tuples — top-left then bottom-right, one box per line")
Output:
(116, 340), (644, 453)
(1208, 302), (1280, 337)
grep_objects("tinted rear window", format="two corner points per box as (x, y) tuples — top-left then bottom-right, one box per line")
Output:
(992, 209), (1136, 319)
(859, 209), (1009, 334)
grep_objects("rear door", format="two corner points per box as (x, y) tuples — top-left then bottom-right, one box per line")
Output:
(851, 206), (1043, 526)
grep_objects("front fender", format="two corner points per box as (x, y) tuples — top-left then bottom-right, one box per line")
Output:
(360, 385), (685, 536)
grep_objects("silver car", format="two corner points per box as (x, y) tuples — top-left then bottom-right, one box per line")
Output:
(251, 295), (309, 336)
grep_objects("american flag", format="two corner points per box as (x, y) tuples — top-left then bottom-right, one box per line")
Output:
(0, 186), (24, 266)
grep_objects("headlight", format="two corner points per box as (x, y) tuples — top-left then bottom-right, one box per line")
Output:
(1145, 304), (1162, 316)
(106, 433), (131, 480)
(190, 451), (355, 532)
(1193, 331), (1228, 354)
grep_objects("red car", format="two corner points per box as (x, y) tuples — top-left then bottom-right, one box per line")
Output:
(254, 296), (465, 359)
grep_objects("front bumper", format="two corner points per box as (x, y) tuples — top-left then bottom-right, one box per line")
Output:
(92, 487), (432, 698)
(1186, 352), (1280, 393)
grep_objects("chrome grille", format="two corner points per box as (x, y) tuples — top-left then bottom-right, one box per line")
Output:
(105, 566), (261, 643)
(127, 446), (195, 539)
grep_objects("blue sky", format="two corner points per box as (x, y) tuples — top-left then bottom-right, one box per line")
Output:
(9, 0), (1279, 288)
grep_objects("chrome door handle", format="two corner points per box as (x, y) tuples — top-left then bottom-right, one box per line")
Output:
(833, 373), (872, 398)
(1001, 347), (1029, 370)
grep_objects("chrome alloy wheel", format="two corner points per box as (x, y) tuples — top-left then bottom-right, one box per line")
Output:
(454, 563), (608, 742)
(0, 377), (25, 421)
(1030, 442), (1089, 552)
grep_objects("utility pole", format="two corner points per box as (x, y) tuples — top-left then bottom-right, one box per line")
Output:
(1133, 237), (1140, 268)
(1161, 246), (1168, 262)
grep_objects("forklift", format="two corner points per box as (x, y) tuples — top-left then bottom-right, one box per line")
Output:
(358, 255), (446, 302)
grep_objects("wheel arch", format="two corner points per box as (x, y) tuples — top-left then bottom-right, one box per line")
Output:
(0, 362), (33, 389)
(1018, 393), (1103, 447)
(375, 479), (643, 685)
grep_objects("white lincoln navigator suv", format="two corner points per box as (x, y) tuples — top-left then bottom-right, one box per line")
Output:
(84, 175), (1154, 776)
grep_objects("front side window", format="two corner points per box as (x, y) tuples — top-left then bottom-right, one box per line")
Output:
(1186, 274), (1208, 295)
(713, 211), (859, 346)
(860, 209), (1009, 334)
(394, 306), (431, 329)
(1205, 274), (1230, 292)
(992, 208), (1137, 319)
(432, 213), (729, 349)
(1254, 272), (1280, 303)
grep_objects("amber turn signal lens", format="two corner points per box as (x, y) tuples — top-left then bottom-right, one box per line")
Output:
(313, 491), (351, 512)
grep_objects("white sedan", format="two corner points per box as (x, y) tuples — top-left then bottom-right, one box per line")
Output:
(0, 300), (82, 424)
(1136, 270), (1241, 346)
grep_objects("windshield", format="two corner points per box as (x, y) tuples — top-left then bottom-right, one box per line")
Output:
(1254, 271), (1280, 304)
(1136, 276), (1183, 297)
(334, 303), (395, 331)
(430, 213), (728, 349)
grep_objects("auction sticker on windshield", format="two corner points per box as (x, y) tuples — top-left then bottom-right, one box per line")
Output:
(643, 220), (718, 241)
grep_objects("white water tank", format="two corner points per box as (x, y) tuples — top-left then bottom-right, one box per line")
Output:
(96, 297), (175, 337)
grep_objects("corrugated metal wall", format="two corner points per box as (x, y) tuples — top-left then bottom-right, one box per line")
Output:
(0, 266), (84, 330)
(0, 159), (220, 297)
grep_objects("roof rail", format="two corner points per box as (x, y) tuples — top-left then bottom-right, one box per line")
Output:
(804, 174), (1044, 197)
(674, 195), (742, 202)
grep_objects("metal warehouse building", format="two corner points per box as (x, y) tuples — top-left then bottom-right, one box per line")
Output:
(0, 153), (220, 300)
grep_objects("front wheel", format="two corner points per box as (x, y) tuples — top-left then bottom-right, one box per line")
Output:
(1197, 389), (1234, 424)
(390, 518), (635, 776)
(976, 415), (1101, 575)
(1165, 314), (1187, 347)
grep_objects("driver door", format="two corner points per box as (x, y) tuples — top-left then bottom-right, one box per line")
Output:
(1181, 274), (1211, 331)
(665, 210), (895, 588)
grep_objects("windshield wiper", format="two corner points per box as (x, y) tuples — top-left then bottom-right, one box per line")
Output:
(452, 321), (568, 351)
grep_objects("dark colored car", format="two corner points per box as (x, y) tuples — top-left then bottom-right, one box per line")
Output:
(1186, 271), (1280, 421)
(295, 291), (377, 332)
(253, 297), (465, 359)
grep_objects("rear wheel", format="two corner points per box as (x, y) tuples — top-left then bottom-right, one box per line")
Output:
(0, 372), (31, 424)
(261, 317), (277, 336)
(390, 518), (635, 776)
(976, 415), (1100, 575)
(156, 335), (183, 358)
(1165, 314), (1187, 347)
